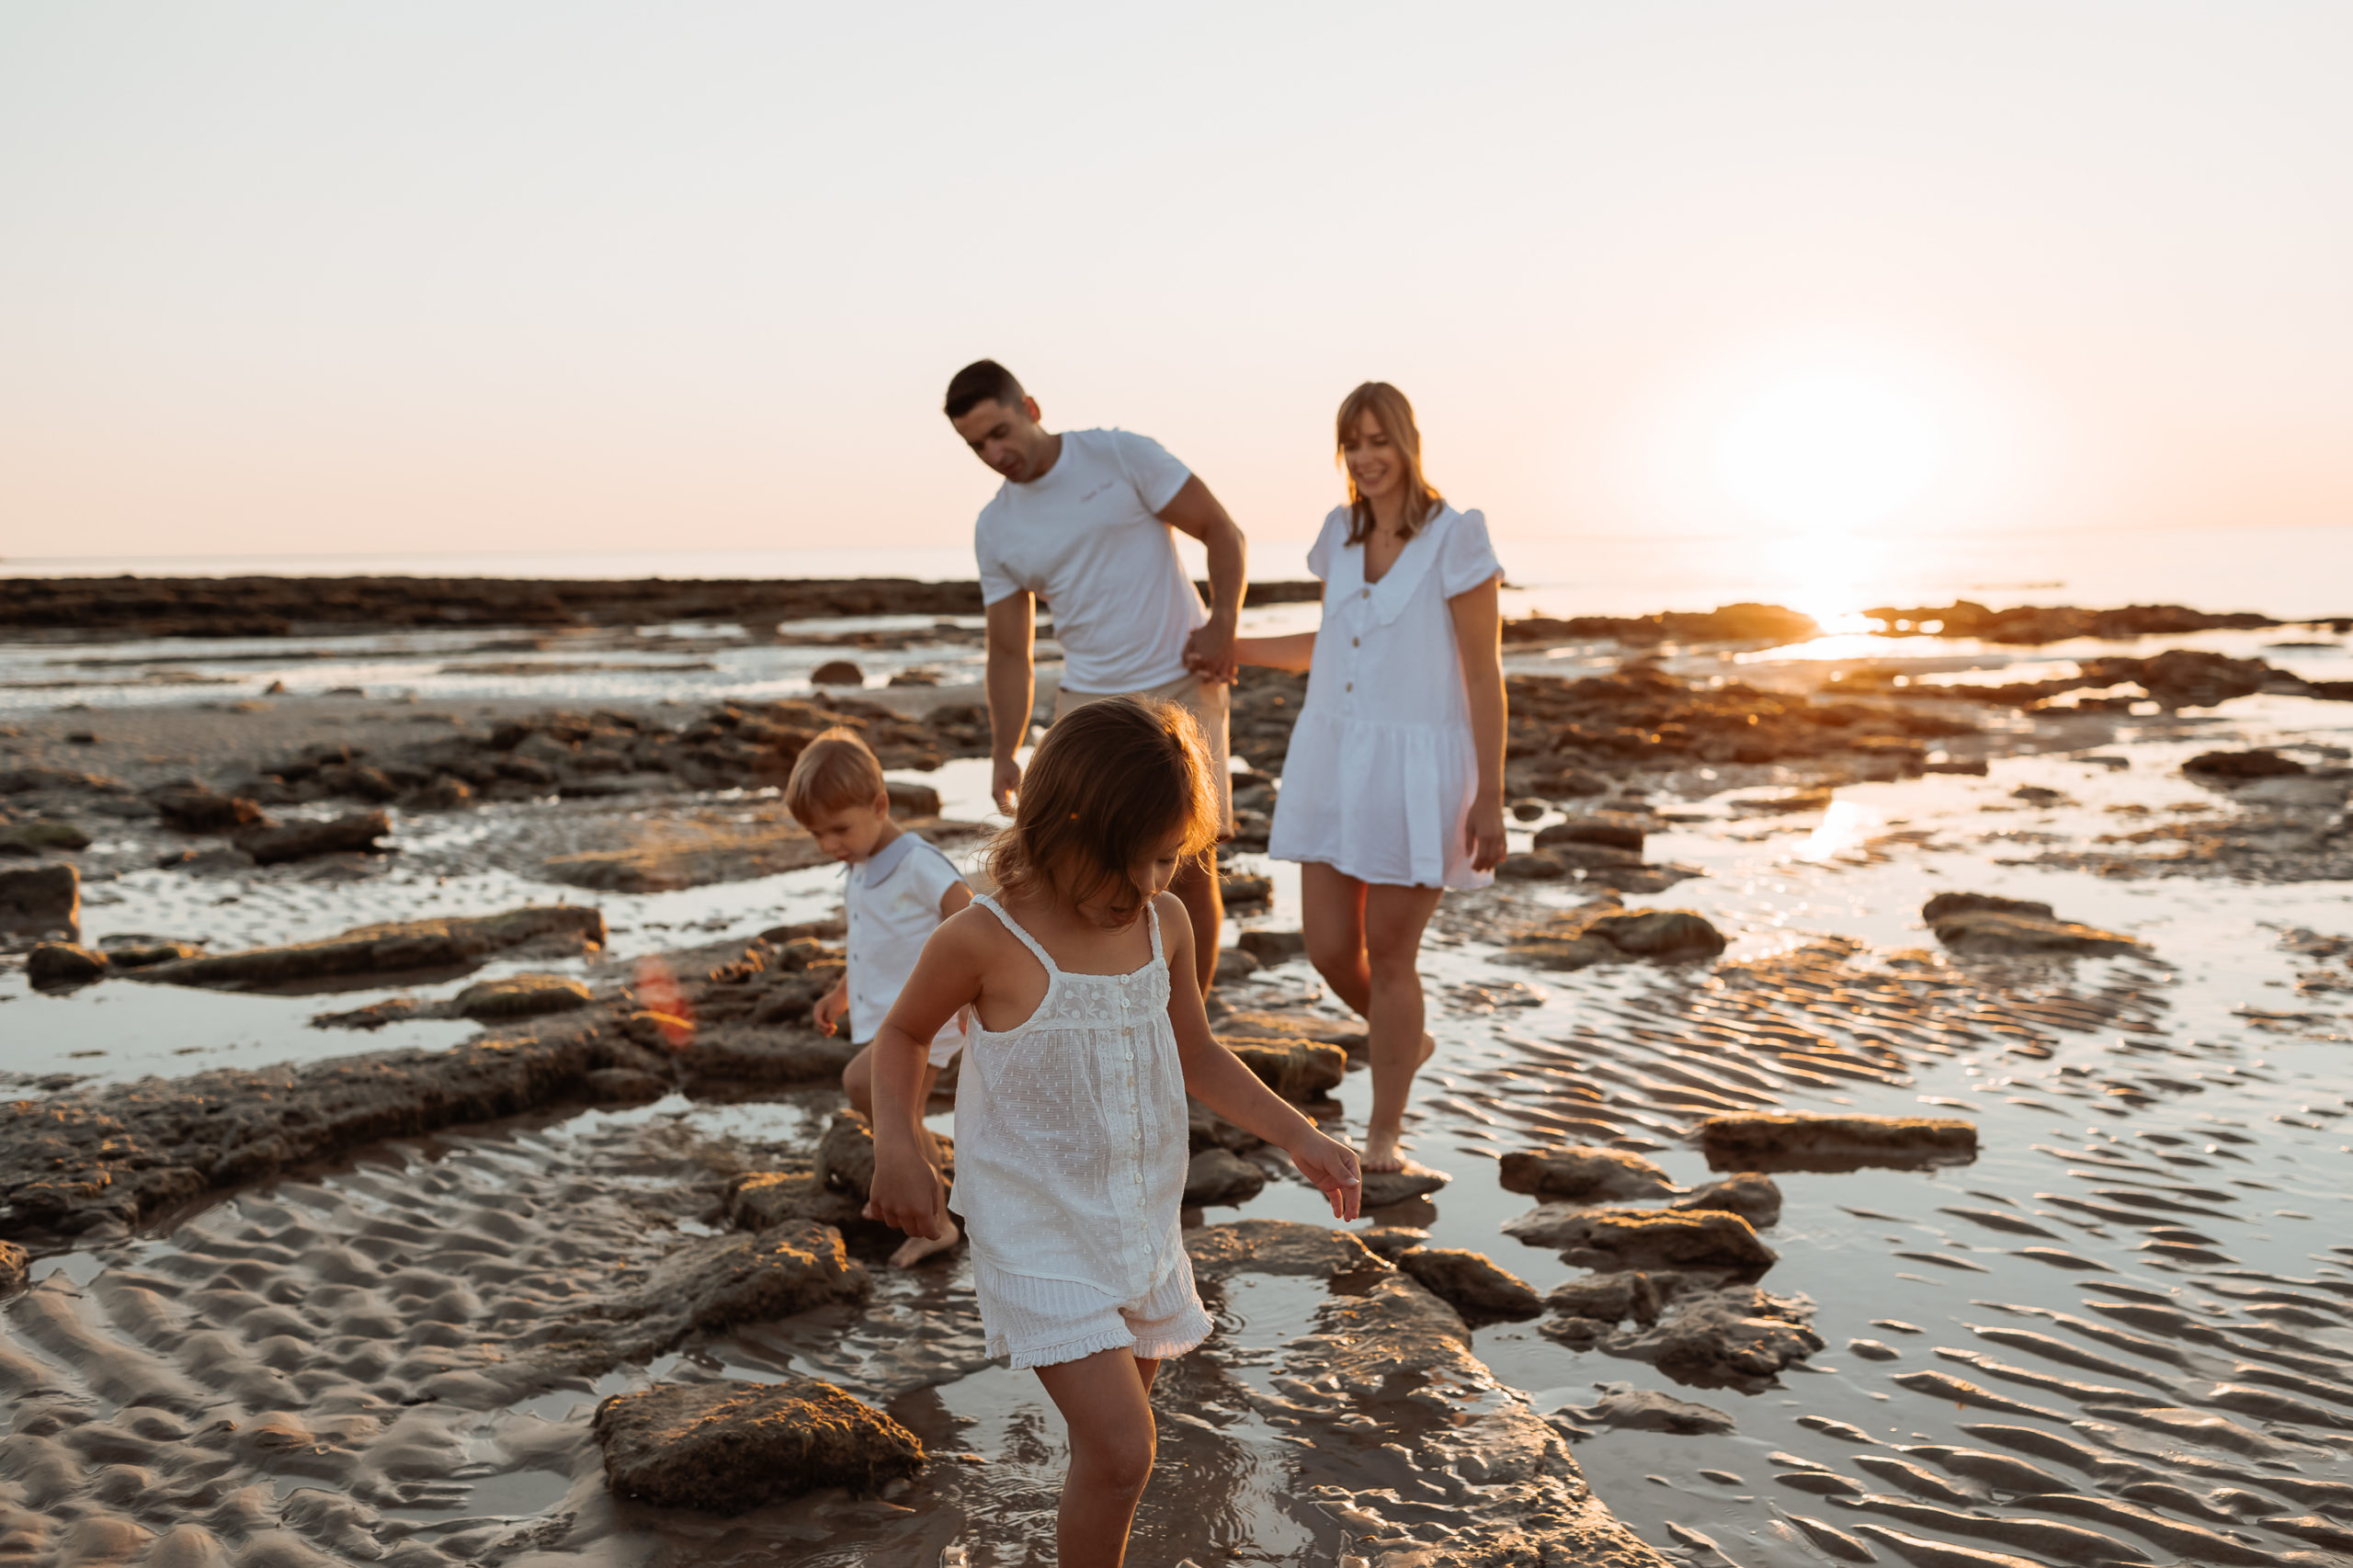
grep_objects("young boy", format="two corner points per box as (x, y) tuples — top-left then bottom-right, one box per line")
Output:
(785, 727), (972, 1266)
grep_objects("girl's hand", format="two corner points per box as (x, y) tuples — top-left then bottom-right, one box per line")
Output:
(1465, 797), (1507, 874)
(1290, 1131), (1363, 1221)
(813, 983), (847, 1037)
(866, 1148), (947, 1239)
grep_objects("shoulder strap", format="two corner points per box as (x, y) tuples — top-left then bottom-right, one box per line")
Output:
(972, 894), (1059, 975)
(1144, 894), (1166, 965)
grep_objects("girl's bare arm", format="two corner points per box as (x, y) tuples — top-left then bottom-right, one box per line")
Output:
(1447, 574), (1507, 872)
(1233, 631), (1316, 672)
(1158, 894), (1361, 1218)
(865, 913), (988, 1237)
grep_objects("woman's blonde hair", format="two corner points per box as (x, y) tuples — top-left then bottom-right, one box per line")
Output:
(986, 696), (1221, 926)
(1337, 381), (1442, 547)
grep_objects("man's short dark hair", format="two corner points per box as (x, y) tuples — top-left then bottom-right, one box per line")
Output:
(945, 359), (1026, 419)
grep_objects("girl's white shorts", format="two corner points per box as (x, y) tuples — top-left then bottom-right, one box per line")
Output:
(972, 1249), (1213, 1370)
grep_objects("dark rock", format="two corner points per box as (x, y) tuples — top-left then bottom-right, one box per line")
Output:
(1628, 1286), (1824, 1390)
(1696, 1112), (1976, 1174)
(1213, 946), (1261, 983)
(1185, 1217), (1391, 1279)
(884, 780), (940, 817)
(0, 819), (91, 853)
(453, 973), (596, 1019)
(593, 1376), (922, 1513)
(100, 940), (201, 969)
(27, 943), (108, 988)
(1496, 852), (1568, 881)
(1396, 1246), (1543, 1319)
(1188, 1096), (1265, 1154)
(1673, 1173), (1782, 1229)
(131, 905), (606, 992)
(1861, 600), (2276, 646)
(1499, 1145), (1677, 1203)
(152, 786), (268, 834)
(809, 660), (865, 687)
(727, 1170), (857, 1233)
(1509, 798), (1548, 822)
(1535, 818), (1645, 852)
(0, 1240), (24, 1294)
(1921, 892), (2052, 922)
(1929, 907), (2140, 958)
(634, 1221), (870, 1332)
(402, 778), (474, 810)
(1215, 1009), (1368, 1057)
(1220, 872), (1273, 907)
(1223, 1037), (1347, 1101)
(1234, 927), (1306, 964)
(233, 810), (391, 865)
(1504, 905), (1726, 971)
(1358, 1162), (1451, 1207)
(2086, 648), (2270, 709)
(0, 863), (79, 938)
(1184, 1147), (1267, 1207)
(2185, 748), (2307, 779)
(1504, 1204), (1777, 1270)
(1546, 1270), (1669, 1326)
(1552, 1382), (1735, 1437)
(584, 1067), (668, 1103)
(161, 845), (256, 874)
(1354, 1225), (1430, 1260)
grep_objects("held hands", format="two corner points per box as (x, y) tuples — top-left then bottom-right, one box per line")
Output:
(1290, 1129), (1364, 1221)
(990, 755), (1023, 816)
(1464, 798), (1507, 874)
(865, 1144), (949, 1240)
(1182, 618), (1239, 685)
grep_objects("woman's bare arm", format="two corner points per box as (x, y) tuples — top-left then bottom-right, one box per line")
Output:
(1448, 575), (1507, 872)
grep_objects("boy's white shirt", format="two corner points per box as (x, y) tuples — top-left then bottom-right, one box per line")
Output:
(844, 830), (970, 1061)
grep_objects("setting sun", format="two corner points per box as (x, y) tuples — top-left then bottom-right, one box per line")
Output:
(1714, 369), (1946, 534)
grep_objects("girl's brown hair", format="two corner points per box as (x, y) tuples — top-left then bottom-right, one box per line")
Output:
(1337, 381), (1442, 547)
(986, 696), (1221, 926)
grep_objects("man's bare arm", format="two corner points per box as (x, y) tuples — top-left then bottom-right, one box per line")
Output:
(1161, 476), (1247, 684)
(983, 591), (1035, 813)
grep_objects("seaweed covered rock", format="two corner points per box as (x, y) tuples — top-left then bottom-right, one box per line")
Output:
(1504, 906), (1726, 971)
(1696, 1112), (1977, 1174)
(1499, 1145), (1677, 1203)
(130, 905), (606, 991)
(1396, 1245), (1543, 1319)
(594, 1377), (922, 1513)
(1505, 1205), (1776, 1270)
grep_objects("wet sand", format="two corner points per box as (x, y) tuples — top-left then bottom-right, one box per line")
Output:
(5, 613), (2353, 1566)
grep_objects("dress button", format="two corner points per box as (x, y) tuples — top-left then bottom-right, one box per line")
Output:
(1345, 682), (1353, 691)
(1360, 588), (1370, 599)
(1351, 636), (1359, 647)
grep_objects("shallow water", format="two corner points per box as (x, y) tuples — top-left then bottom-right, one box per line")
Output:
(6, 642), (2353, 1564)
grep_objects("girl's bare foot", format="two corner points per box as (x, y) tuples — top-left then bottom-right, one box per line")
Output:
(890, 1213), (961, 1267)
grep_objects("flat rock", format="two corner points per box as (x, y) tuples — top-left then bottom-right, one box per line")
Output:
(1220, 872), (1273, 907)
(1214, 1008), (1368, 1057)
(454, 973), (596, 1019)
(1500, 1145), (1677, 1203)
(1233, 927), (1306, 964)
(584, 1067), (668, 1102)
(2184, 747), (2306, 778)
(1552, 1382), (1735, 1437)
(884, 779), (940, 817)
(1505, 1204), (1777, 1270)
(1496, 852), (1568, 881)
(1358, 1160), (1450, 1207)
(1212, 946), (1261, 983)
(131, 905), (606, 992)
(233, 810), (391, 865)
(1396, 1245), (1543, 1319)
(1697, 1112), (1977, 1174)
(0, 818), (91, 852)
(1223, 1037), (1346, 1100)
(632, 1221), (870, 1335)
(0, 862), (79, 938)
(1626, 1286), (1824, 1390)
(815, 1112), (876, 1199)
(682, 1024), (860, 1086)
(101, 939), (201, 969)
(1545, 1270), (1670, 1326)
(809, 659), (865, 686)
(1185, 1217), (1391, 1280)
(1354, 1224), (1430, 1260)
(153, 785), (269, 834)
(594, 1376), (922, 1513)
(1184, 1147), (1266, 1207)
(1931, 908), (2142, 958)
(1534, 818), (1645, 852)
(0, 1240), (25, 1294)
(1673, 1172), (1782, 1228)
(27, 942), (108, 988)
(724, 1170), (870, 1234)
(1504, 905), (1726, 971)
(1921, 892), (2053, 922)
(1188, 1096), (1265, 1153)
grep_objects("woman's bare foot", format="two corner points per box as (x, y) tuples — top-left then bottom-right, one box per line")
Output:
(1361, 1034), (1437, 1173)
(890, 1213), (961, 1267)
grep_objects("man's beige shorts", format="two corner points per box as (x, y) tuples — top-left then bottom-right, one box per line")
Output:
(1052, 672), (1234, 838)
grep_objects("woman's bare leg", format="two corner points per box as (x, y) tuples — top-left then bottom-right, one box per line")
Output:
(1359, 882), (1445, 1172)
(1033, 1349), (1162, 1568)
(1300, 862), (1371, 1015)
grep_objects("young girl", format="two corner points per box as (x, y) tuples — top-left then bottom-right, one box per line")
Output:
(1236, 382), (1508, 1175)
(865, 696), (1362, 1568)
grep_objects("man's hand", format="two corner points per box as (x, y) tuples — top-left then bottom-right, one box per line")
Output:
(865, 1144), (948, 1239)
(1290, 1129), (1364, 1221)
(813, 983), (847, 1038)
(1465, 798), (1507, 874)
(991, 755), (1022, 815)
(1183, 617), (1239, 685)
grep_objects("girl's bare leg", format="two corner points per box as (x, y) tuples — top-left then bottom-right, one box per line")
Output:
(1032, 1349), (1162, 1568)
(1302, 866), (1442, 1172)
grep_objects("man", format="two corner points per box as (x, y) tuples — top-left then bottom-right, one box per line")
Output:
(946, 358), (1245, 992)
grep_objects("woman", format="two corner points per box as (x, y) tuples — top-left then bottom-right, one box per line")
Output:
(1234, 383), (1506, 1173)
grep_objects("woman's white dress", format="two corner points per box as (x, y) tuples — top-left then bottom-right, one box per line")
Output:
(1267, 502), (1503, 890)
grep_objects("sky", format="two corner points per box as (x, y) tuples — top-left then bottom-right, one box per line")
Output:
(3, 1), (2350, 565)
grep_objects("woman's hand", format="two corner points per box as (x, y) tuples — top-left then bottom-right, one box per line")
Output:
(865, 1142), (948, 1239)
(1465, 797), (1507, 873)
(1290, 1130), (1364, 1221)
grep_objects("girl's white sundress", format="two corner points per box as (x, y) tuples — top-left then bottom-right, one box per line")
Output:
(949, 894), (1212, 1369)
(1267, 501), (1504, 890)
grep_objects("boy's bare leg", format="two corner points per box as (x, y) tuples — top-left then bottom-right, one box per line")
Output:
(1033, 1349), (1161, 1568)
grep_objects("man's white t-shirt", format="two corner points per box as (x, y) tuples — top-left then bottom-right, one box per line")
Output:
(973, 428), (1206, 695)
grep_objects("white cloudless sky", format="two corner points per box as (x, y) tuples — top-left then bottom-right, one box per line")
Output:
(3, 1), (2349, 562)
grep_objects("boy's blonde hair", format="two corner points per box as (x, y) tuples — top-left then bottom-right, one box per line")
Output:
(784, 727), (887, 823)
(986, 696), (1220, 925)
